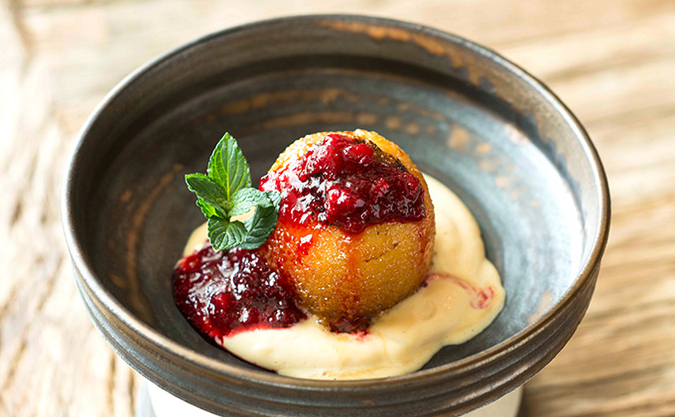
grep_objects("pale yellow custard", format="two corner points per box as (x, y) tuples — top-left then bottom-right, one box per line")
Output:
(183, 174), (505, 380)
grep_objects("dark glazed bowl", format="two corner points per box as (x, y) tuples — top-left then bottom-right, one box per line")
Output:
(63, 15), (610, 417)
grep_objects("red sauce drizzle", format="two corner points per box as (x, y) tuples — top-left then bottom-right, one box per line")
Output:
(173, 243), (306, 338)
(427, 273), (494, 309)
(259, 133), (426, 234)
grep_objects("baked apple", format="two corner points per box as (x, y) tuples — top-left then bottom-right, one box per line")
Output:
(259, 130), (435, 331)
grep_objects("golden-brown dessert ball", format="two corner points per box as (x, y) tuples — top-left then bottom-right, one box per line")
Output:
(260, 130), (435, 331)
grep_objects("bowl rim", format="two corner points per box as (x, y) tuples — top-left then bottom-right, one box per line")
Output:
(62, 13), (611, 390)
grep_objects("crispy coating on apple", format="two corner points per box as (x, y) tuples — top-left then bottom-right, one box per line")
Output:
(260, 130), (435, 331)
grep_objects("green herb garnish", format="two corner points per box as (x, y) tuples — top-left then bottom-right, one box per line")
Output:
(185, 133), (280, 251)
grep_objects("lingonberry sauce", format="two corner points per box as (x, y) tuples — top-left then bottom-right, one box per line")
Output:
(259, 133), (426, 233)
(173, 243), (306, 338)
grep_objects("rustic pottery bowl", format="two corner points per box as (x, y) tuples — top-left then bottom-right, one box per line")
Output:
(63, 15), (610, 417)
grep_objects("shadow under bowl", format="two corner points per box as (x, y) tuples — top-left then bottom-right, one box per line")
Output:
(63, 15), (610, 417)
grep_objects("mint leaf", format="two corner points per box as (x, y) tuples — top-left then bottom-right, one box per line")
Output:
(185, 173), (229, 216)
(207, 133), (251, 200)
(266, 190), (281, 207)
(196, 198), (219, 218)
(207, 217), (247, 250)
(240, 204), (280, 250)
(185, 132), (280, 252)
(229, 188), (277, 217)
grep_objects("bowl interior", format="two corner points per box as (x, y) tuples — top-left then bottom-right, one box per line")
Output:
(72, 18), (597, 377)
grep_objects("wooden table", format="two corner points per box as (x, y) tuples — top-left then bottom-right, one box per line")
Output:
(1, 1), (674, 416)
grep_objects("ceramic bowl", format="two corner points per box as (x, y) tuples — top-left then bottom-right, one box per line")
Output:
(63, 15), (610, 416)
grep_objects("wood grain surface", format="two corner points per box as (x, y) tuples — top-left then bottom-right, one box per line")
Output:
(1, 0), (674, 416)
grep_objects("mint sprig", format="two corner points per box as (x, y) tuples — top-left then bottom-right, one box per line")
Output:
(185, 133), (280, 251)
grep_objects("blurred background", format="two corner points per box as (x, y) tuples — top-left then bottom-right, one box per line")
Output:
(1, 1), (674, 416)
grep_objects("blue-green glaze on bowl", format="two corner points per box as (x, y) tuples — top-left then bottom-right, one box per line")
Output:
(63, 15), (610, 417)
